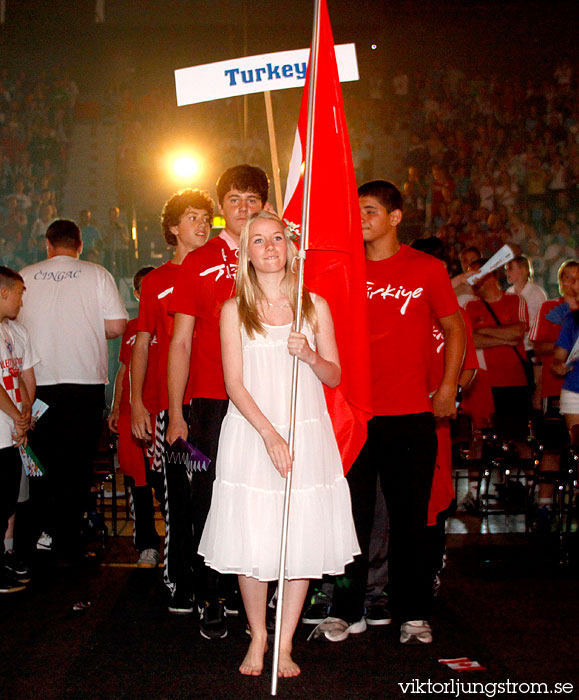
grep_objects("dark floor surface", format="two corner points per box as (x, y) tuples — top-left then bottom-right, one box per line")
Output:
(1, 532), (578, 700)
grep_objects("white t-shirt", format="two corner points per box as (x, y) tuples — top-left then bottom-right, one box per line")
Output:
(19, 255), (128, 386)
(0, 319), (39, 449)
(507, 281), (548, 351)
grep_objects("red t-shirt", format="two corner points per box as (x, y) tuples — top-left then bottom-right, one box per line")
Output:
(118, 318), (158, 415)
(169, 232), (238, 400)
(465, 294), (529, 388)
(366, 245), (458, 416)
(136, 261), (184, 413)
(529, 298), (566, 399)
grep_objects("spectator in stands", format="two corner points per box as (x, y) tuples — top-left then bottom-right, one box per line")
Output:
(495, 170), (519, 212)
(0, 150), (12, 199)
(506, 255), (548, 409)
(30, 203), (55, 245)
(402, 167), (427, 209)
(531, 260), (578, 412)
(544, 225), (577, 297)
(505, 255), (548, 336)
(547, 153), (568, 205)
(552, 272), (579, 435)
(466, 259), (531, 418)
(476, 173), (495, 213)
(526, 157), (549, 205)
(79, 209), (101, 261)
(35, 188), (58, 219)
(426, 163), (454, 227)
(486, 212), (510, 254)
(103, 206), (131, 277)
(9, 178), (31, 215)
(0, 196), (27, 250)
(452, 246), (480, 308)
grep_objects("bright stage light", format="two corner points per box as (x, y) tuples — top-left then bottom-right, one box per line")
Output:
(173, 155), (200, 180)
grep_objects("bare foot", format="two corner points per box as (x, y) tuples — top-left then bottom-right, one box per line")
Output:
(277, 649), (301, 678)
(239, 636), (268, 676)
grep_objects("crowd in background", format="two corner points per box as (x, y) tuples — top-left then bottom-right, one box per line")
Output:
(392, 58), (577, 299)
(0, 69), (77, 269)
(0, 58), (576, 293)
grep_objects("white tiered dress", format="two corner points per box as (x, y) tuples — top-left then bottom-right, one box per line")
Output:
(198, 318), (360, 581)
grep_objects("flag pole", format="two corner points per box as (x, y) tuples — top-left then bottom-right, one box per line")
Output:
(271, 0), (321, 694)
(264, 91), (284, 215)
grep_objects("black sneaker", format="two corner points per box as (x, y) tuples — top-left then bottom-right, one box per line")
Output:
(301, 590), (331, 624)
(0, 567), (27, 594)
(365, 593), (392, 626)
(4, 551), (31, 583)
(224, 587), (242, 616)
(245, 603), (276, 636)
(198, 599), (228, 639)
(168, 590), (194, 615)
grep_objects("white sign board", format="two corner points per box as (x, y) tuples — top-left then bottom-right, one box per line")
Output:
(175, 44), (358, 106)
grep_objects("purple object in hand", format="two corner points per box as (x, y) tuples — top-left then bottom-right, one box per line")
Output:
(166, 437), (211, 472)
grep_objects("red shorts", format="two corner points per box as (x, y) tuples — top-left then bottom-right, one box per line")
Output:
(117, 412), (148, 487)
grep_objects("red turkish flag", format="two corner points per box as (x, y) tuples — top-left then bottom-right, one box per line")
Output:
(282, 0), (371, 473)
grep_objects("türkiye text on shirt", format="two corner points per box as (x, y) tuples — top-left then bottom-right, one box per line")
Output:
(366, 281), (424, 315)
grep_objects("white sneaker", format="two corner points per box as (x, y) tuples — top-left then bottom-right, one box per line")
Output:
(36, 532), (53, 551)
(400, 619), (433, 644)
(308, 616), (367, 642)
(137, 548), (159, 568)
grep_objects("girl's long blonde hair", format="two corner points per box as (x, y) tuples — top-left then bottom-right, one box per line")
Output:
(236, 210), (317, 338)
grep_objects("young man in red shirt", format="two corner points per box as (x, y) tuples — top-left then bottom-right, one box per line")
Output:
(130, 189), (214, 609)
(108, 266), (161, 568)
(317, 181), (465, 645)
(167, 165), (268, 639)
(465, 261), (530, 418)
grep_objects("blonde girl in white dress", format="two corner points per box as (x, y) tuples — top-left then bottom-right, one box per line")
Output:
(199, 211), (359, 678)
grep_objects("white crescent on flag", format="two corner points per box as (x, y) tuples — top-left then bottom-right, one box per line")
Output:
(283, 130), (303, 216)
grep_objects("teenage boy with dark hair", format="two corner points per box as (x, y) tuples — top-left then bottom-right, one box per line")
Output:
(166, 164), (268, 638)
(130, 189), (214, 597)
(109, 266), (163, 568)
(0, 266), (38, 593)
(315, 181), (465, 645)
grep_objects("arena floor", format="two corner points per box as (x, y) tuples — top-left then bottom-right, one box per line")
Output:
(1, 494), (577, 700)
